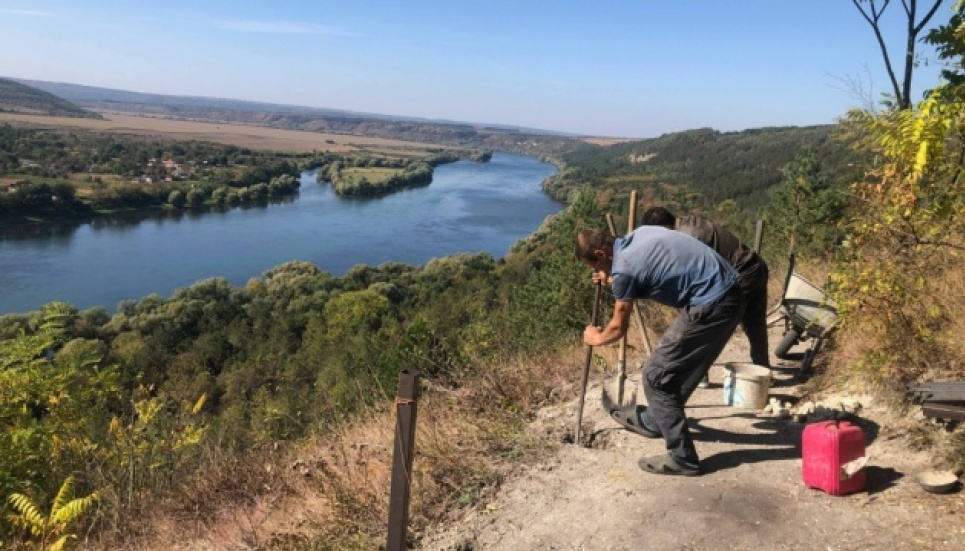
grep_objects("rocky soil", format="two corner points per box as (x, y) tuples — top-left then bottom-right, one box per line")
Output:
(420, 327), (965, 551)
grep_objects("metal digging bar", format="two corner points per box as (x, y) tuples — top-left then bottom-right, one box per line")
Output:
(575, 282), (603, 446)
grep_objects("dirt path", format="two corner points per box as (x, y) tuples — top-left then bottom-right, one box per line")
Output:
(421, 327), (965, 550)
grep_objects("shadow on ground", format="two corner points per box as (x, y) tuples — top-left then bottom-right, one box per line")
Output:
(691, 415), (802, 473)
(690, 414), (882, 475)
(864, 466), (904, 494)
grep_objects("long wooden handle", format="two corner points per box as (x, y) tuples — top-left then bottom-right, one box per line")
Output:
(575, 282), (602, 446)
(618, 192), (638, 403)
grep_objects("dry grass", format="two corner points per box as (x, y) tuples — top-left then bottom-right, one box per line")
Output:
(85, 346), (584, 550)
(792, 256), (965, 471)
(0, 112), (443, 155)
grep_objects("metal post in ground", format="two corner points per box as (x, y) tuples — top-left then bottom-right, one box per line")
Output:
(386, 370), (420, 551)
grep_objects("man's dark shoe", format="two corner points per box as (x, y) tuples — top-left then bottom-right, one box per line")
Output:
(601, 388), (661, 438)
(638, 454), (700, 477)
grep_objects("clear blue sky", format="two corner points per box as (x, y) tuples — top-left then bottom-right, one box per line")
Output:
(0, 0), (952, 137)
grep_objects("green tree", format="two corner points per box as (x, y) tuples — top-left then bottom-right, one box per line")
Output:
(211, 186), (229, 205)
(185, 188), (205, 207)
(762, 153), (848, 259)
(834, 2), (965, 383)
(166, 189), (186, 208)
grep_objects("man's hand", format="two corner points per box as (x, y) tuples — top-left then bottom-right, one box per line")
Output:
(583, 324), (603, 346)
(591, 270), (611, 286)
(584, 300), (632, 347)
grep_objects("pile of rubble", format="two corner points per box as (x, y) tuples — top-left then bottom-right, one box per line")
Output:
(761, 396), (863, 423)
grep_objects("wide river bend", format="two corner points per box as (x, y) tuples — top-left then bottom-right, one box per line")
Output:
(0, 153), (561, 315)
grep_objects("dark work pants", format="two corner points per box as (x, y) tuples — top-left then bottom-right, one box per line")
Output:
(740, 263), (770, 368)
(640, 285), (744, 468)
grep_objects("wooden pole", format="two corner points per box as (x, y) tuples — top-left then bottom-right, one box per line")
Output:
(618, 191), (638, 405)
(605, 213), (618, 239)
(604, 211), (653, 404)
(627, 191), (638, 234)
(386, 370), (420, 551)
(754, 219), (765, 254)
(633, 305), (653, 355)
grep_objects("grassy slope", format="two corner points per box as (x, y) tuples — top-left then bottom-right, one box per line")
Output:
(0, 78), (100, 118)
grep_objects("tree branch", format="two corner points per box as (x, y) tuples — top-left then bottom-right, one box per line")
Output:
(913, 0), (945, 34)
(853, 0), (905, 104)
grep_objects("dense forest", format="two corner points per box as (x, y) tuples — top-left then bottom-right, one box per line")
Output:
(547, 125), (865, 213)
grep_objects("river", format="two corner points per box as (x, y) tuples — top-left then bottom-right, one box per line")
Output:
(0, 153), (561, 315)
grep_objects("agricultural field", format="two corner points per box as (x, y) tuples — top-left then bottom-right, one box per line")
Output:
(0, 111), (443, 155)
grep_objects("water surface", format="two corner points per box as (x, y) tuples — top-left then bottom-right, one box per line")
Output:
(0, 153), (560, 314)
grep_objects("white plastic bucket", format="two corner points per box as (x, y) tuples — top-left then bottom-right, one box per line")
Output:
(722, 362), (771, 410)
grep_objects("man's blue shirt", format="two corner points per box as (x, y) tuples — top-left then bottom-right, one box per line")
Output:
(610, 226), (737, 308)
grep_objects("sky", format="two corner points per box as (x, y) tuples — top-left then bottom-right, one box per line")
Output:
(0, 0), (953, 138)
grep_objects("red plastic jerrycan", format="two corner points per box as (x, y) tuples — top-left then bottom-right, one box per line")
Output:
(802, 420), (867, 496)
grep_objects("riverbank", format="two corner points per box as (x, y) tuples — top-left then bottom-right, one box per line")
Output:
(0, 204), (171, 229)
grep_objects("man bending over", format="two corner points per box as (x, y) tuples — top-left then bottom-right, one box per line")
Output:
(577, 226), (743, 476)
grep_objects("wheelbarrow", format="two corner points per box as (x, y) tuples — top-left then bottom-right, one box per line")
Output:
(767, 255), (839, 374)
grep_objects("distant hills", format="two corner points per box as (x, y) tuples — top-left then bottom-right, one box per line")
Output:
(14, 78), (416, 120)
(11, 77), (569, 139)
(3, 77), (858, 208)
(0, 78), (100, 118)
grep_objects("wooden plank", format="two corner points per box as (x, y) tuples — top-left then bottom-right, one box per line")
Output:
(907, 382), (965, 403)
(913, 391), (965, 402)
(921, 402), (965, 422)
(908, 382), (965, 391)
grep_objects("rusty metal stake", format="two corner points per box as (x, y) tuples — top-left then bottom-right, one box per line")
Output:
(386, 370), (420, 551)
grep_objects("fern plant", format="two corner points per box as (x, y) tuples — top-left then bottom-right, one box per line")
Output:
(6, 476), (98, 551)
